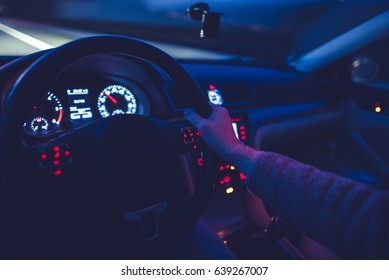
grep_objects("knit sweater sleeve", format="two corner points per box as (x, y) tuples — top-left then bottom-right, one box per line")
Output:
(246, 151), (389, 259)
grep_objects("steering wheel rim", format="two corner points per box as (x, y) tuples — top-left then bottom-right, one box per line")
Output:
(0, 36), (216, 258)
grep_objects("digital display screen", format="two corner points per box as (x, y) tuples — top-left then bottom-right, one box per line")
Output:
(67, 89), (93, 120)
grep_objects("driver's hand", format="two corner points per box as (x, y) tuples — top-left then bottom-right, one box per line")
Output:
(184, 104), (259, 175)
(184, 104), (243, 161)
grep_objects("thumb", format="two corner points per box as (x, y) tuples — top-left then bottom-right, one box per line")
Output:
(184, 108), (204, 128)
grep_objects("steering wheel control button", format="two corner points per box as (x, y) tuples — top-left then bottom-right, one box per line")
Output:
(182, 127), (201, 143)
(53, 169), (63, 177)
(180, 127), (203, 153)
(39, 144), (72, 170)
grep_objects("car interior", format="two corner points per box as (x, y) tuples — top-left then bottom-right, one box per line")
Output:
(0, 0), (389, 259)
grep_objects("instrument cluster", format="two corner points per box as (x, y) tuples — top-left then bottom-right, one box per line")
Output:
(22, 74), (150, 137)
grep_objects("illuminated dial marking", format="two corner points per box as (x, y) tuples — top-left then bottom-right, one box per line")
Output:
(30, 117), (49, 132)
(97, 85), (137, 118)
(24, 91), (63, 135)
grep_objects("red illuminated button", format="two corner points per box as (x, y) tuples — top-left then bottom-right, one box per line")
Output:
(182, 127), (201, 144)
(39, 144), (72, 168)
(240, 173), (247, 180)
(223, 176), (231, 183)
(53, 169), (62, 176)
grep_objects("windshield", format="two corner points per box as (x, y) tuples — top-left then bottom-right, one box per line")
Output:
(0, 0), (388, 66)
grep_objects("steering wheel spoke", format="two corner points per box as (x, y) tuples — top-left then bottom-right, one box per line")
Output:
(122, 200), (168, 241)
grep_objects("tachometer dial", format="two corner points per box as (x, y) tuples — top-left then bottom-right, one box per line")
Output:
(23, 92), (63, 135)
(97, 85), (137, 118)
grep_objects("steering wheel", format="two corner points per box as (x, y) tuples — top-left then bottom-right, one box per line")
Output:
(0, 36), (217, 259)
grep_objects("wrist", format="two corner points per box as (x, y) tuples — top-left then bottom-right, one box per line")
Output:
(226, 143), (260, 175)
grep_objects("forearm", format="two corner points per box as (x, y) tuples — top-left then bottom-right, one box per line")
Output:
(185, 103), (389, 258)
(246, 151), (389, 259)
(221, 143), (260, 175)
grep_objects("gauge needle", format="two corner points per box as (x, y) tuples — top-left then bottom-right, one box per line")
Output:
(104, 91), (118, 104)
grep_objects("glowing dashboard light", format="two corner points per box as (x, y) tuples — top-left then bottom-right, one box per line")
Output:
(230, 166), (235, 170)
(53, 169), (62, 177)
(41, 153), (47, 160)
(223, 240), (228, 245)
(239, 173), (247, 180)
(375, 106), (382, 113)
(352, 60), (361, 68)
(226, 187), (234, 194)
(57, 108), (63, 124)
(207, 86), (223, 105)
(232, 122), (239, 140)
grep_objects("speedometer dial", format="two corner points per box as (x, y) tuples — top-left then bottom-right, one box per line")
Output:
(97, 85), (137, 118)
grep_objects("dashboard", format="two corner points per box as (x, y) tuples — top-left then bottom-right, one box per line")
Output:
(0, 51), (262, 200)
(0, 48), (348, 259)
(1, 52), (336, 195)
(22, 73), (151, 136)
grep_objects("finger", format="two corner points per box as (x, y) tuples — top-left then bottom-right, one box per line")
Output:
(208, 102), (223, 113)
(184, 108), (204, 128)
